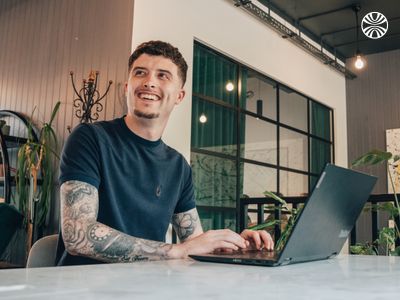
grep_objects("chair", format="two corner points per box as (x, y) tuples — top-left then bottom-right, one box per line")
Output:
(26, 234), (58, 268)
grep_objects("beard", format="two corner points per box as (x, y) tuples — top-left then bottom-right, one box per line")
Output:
(133, 108), (160, 119)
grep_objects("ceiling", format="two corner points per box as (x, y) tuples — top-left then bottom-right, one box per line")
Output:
(258, 0), (400, 61)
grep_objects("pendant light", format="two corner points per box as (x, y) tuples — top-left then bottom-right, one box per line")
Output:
(353, 5), (365, 69)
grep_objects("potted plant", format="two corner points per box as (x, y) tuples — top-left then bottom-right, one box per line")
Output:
(351, 150), (400, 256)
(247, 191), (301, 252)
(16, 101), (61, 255)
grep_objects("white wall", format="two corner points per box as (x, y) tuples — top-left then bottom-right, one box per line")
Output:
(131, 0), (347, 167)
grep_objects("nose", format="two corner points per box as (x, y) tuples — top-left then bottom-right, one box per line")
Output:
(142, 74), (156, 89)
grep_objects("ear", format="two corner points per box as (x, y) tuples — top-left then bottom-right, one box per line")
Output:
(124, 82), (128, 97)
(175, 89), (186, 105)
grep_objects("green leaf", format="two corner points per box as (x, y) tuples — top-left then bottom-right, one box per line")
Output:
(352, 150), (392, 167)
(393, 155), (400, 163)
(248, 220), (277, 231)
(391, 246), (400, 256)
(263, 191), (289, 208)
(378, 227), (396, 245)
(350, 243), (377, 255)
(350, 245), (364, 255)
(48, 101), (61, 127)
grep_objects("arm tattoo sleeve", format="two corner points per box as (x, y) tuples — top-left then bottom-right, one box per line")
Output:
(60, 180), (173, 263)
(172, 208), (202, 242)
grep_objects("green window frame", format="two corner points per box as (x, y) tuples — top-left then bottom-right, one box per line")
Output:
(191, 42), (334, 231)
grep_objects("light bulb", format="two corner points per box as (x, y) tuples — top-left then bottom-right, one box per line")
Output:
(354, 55), (364, 69)
(199, 114), (207, 123)
(225, 82), (234, 91)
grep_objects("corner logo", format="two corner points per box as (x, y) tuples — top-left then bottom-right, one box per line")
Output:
(361, 12), (388, 39)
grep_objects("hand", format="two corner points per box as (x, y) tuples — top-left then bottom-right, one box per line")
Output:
(173, 229), (247, 258)
(240, 229), (274, 251)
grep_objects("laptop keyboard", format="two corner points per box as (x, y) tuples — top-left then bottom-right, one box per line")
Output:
(212, 249), (278, 260)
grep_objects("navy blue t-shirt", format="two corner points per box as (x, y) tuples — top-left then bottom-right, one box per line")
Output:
(57, 117), (195, 265)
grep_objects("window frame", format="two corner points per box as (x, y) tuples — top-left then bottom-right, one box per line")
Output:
(191, 41), (335, 231)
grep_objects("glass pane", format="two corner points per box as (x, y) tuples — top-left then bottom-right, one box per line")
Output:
(279, 87), (308, 131)
(242, 70), (277, 120)
(279, 128), (308, 172)
(193, 44), (237, 106)
(198, 208), (236, 231)
(0, 186), (4, 203)
(0, 145), (5, 201)
(310, 138), (332, 174)
(191, 97), (236, 156)
(280, 171), (308, 197)
(191, 152), (236, 208)
(241, 114), (277, 165)
(310, 101), (331, 140)
(241, 162), (277, 197)
(310, 175), (319, 192)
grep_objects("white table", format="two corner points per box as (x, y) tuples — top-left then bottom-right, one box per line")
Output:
(0, 255), (399, 299)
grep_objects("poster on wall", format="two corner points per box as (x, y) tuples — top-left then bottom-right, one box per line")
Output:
(385, 128), (400, 193)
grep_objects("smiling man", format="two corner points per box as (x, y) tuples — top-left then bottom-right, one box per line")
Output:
(56, 41), (273, 266)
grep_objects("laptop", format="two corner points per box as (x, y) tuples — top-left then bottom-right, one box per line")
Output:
(189, 164), (377, 267)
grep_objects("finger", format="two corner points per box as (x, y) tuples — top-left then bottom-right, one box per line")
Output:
(244, 230), (262, 249)
(240, 229), (252, 238)
(220, 248), (235, 253)
(216, 241), (239, 251)
(259, 230), (274, 250)
(253, 232), (262, 249)
(218, 229), (247, 248)
(241, 230), (265, 249)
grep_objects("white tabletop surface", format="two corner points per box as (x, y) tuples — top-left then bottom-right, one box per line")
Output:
(0, 255), (399, 299)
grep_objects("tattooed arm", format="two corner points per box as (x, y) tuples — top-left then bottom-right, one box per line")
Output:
(61, 180), (180, 262)
(61, 180), (248, 262)
(171, 208), (203, 242)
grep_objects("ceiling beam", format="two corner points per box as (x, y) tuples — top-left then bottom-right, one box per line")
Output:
(298, 4), (356, 22)
(334, 32), (400, 48)
(321, 25), (358, 37)
(232, 0), (356, 79)
(321, 16), (400, 37)
(258, 0), (347, 60)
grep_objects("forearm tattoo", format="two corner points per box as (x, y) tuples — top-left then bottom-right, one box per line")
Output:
(61, 180), (173, 263)
(172, 208), (200, 242)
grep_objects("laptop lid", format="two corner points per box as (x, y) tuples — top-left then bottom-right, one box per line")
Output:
(190, 164), (377, 266)
(276, 164), (377, 265)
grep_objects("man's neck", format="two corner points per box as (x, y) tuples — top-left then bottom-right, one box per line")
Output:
(124, 115), (164, 141)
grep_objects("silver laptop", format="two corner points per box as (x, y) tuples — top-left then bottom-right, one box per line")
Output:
(189, 164), (377, 267)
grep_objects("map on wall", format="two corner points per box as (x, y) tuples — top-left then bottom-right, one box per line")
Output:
(385, 128), (400, 193)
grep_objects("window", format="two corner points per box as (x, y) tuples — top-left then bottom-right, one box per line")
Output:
(191, 42), (334, 231)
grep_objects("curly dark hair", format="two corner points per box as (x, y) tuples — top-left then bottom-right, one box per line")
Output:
(128, 41), (188, 87)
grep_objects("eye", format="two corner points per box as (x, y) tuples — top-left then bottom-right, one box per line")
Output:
(133, 69), (145, 76)
(158, 72), (170, 80)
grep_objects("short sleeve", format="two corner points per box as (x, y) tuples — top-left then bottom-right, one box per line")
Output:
(59, 124), (101, 188)
(174, 163), (195, 214)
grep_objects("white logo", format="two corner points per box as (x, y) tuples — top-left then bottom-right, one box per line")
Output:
(361, 12), (388, 39)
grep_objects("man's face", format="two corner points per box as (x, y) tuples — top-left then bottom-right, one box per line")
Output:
(126, 53), (185, 121)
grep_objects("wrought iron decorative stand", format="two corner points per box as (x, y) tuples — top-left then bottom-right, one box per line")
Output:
(70, 70), (113, 123)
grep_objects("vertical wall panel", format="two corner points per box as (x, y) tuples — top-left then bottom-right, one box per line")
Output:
(0, 0), (134, 231)
(346, 49), (400, 242)
(1, 0), (133, 140)
(346, 49), (400, 192)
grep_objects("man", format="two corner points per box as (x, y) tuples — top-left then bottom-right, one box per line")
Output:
(57, 41), (273, 265)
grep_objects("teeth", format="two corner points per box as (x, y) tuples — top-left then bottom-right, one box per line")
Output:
(139, 93), (158, 101)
